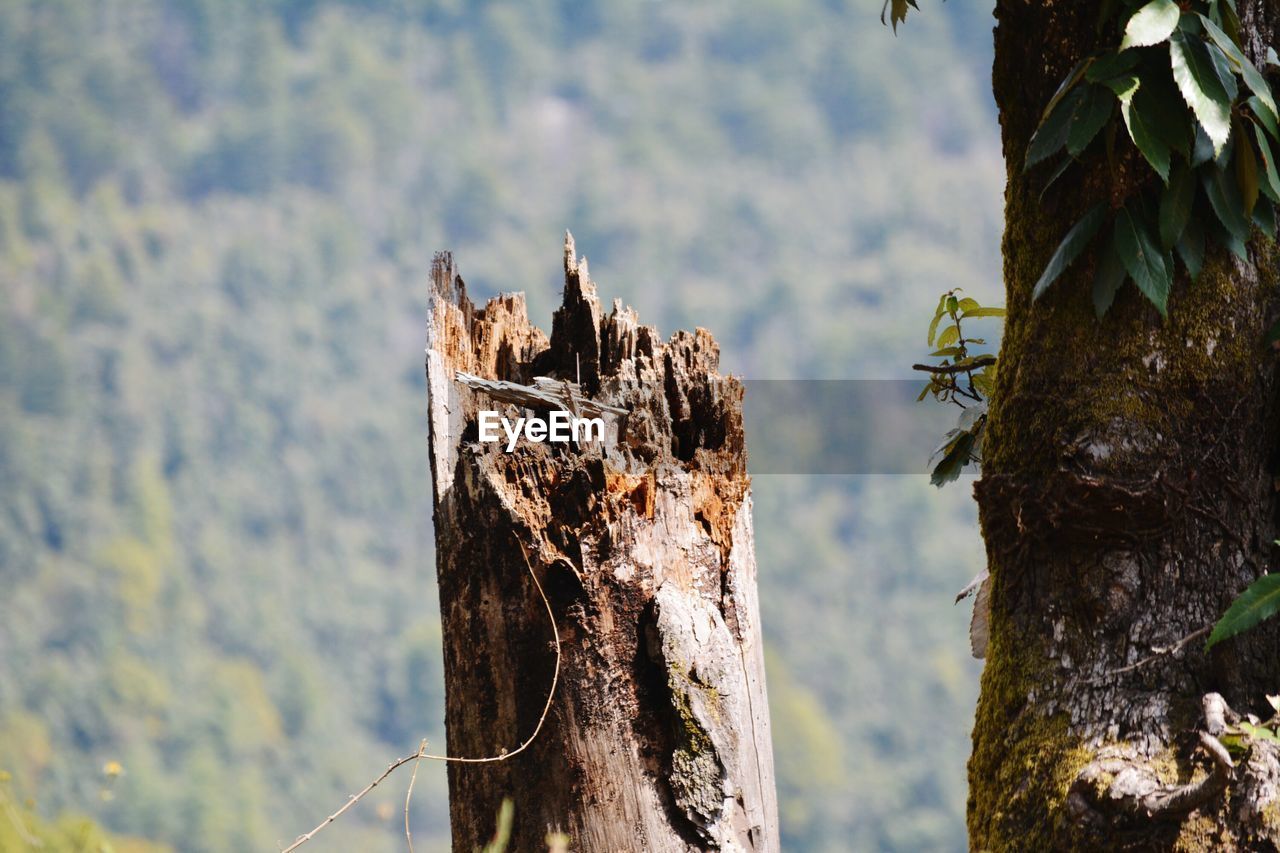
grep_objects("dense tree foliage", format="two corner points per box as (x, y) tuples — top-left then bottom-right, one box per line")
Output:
(0, 1), (999, 849)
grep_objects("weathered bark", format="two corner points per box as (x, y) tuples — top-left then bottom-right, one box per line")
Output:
(970, 2), (1280, 850)
(425, 235), (778, 852)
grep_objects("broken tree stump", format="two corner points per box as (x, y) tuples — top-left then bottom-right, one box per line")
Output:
(424, 234), (778, 852)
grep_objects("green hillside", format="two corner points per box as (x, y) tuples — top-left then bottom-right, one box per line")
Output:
(0, 1), (999, 850)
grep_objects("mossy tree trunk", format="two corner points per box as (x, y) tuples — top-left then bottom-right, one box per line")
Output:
(425, 237), (778, 852)
(969, 3), (1280, 849)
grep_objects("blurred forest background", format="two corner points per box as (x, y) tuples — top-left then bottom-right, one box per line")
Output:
(0, 0), (1003, 850)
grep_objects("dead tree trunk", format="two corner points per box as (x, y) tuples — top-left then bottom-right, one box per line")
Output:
(424, 235), (778, 852)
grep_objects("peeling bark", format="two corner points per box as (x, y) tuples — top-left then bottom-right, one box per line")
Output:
(425, 235), (778, 852)
(970, 2), (1280, 850)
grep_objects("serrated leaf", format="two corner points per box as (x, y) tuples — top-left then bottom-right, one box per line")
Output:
(1115, 204), (1171, 315)
(1200, 14), (1278, 128)
(1093, 237), (1128, 317)
(1139, 66), (1193, 158)
(1236, 120), (1261, 218)
(927, 294), (947, 345)
(1121, 0), (1181, 49)
(1160, 163), (1196, 247)
(931, 429), (976, 488)
(1206, 40), (1241, 103)
(1068, 84), (1115, 155)
(960, 307), (1007, 319)
(1087, 49), (1140, 83)
(1041, 58), (1090, 125)
(1033, 203), (1108, 301)
(1252, 96), (1280, 142)
(1193, 122), (1216, 166)
(1207, 573), (1280, 649)
(1171, 30), (1234, 155)
(1027, 86), (1088, 169)
(1122, 81), (1174, 181)
(1177, 209), (1206, 280)
(936, 325), (961, 349)
(1203, 163), (1253, 242)
(1256, 126), (1280, 203)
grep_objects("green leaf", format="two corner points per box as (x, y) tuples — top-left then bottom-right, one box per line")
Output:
(1236, 121), (1260, 218)
(931, 429), (976, 488)
(1256, 126), (1280, 203)
(1121, 80), (1173, 181)
(1093, 237), (1128, 318)
(1193, 122), (1216, 166)
(1199, 14), (1278, 128)
(947, 295), (960, 315)
(1103, 72), (1140, 102)
(1171, 30), (1234, 156)
(1202, 163), (1253, 242)
(936, 324), (961, 349)
(1032, 203), (1108, 301)
(1239, 722), (1280, 744)
(1269, 46), (1280, 68)
(1252, 96), (1280, 143)
(1068, 85), (1114, 156)
(1040, 58), (1090, 126)
(1026, 86), (1088, 169)
(1254, 196), (1277, 237)
(930, 347), (963, 357)
(1206, 573), (1280, 650)
(1086, 49), (1140, 83)
(927, 294), (947, 345)
(960, 306), (1007, 319)
(1039, 156), (1075, 202)
(1160, 163), (1196, 247)
(1138, 66), (1193, 159)
(1114, 204), (1171, 315)
(1121, 0), (1181, 49)
(1177, 209), (1206, 280)
(957, 297), (981, 313)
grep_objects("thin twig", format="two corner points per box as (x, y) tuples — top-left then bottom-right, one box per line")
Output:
(281, 535), (562, 851)
(404, 738), (428, 853)
(280, 752), (425, 853)
(1104, 626), (1211, 678)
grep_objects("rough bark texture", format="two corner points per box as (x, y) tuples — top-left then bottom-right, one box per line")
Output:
(970, 2), (1280, 850)
(425, 236), (778, 852)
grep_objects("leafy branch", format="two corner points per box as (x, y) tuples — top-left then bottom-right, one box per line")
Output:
(1026, 0), (1280, 316)
(915, 291), (1005, 486)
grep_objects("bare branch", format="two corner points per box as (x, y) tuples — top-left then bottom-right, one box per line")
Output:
(912, 356), (997, 375)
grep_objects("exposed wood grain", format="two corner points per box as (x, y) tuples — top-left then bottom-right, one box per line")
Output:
(425, 234), (778, 852)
